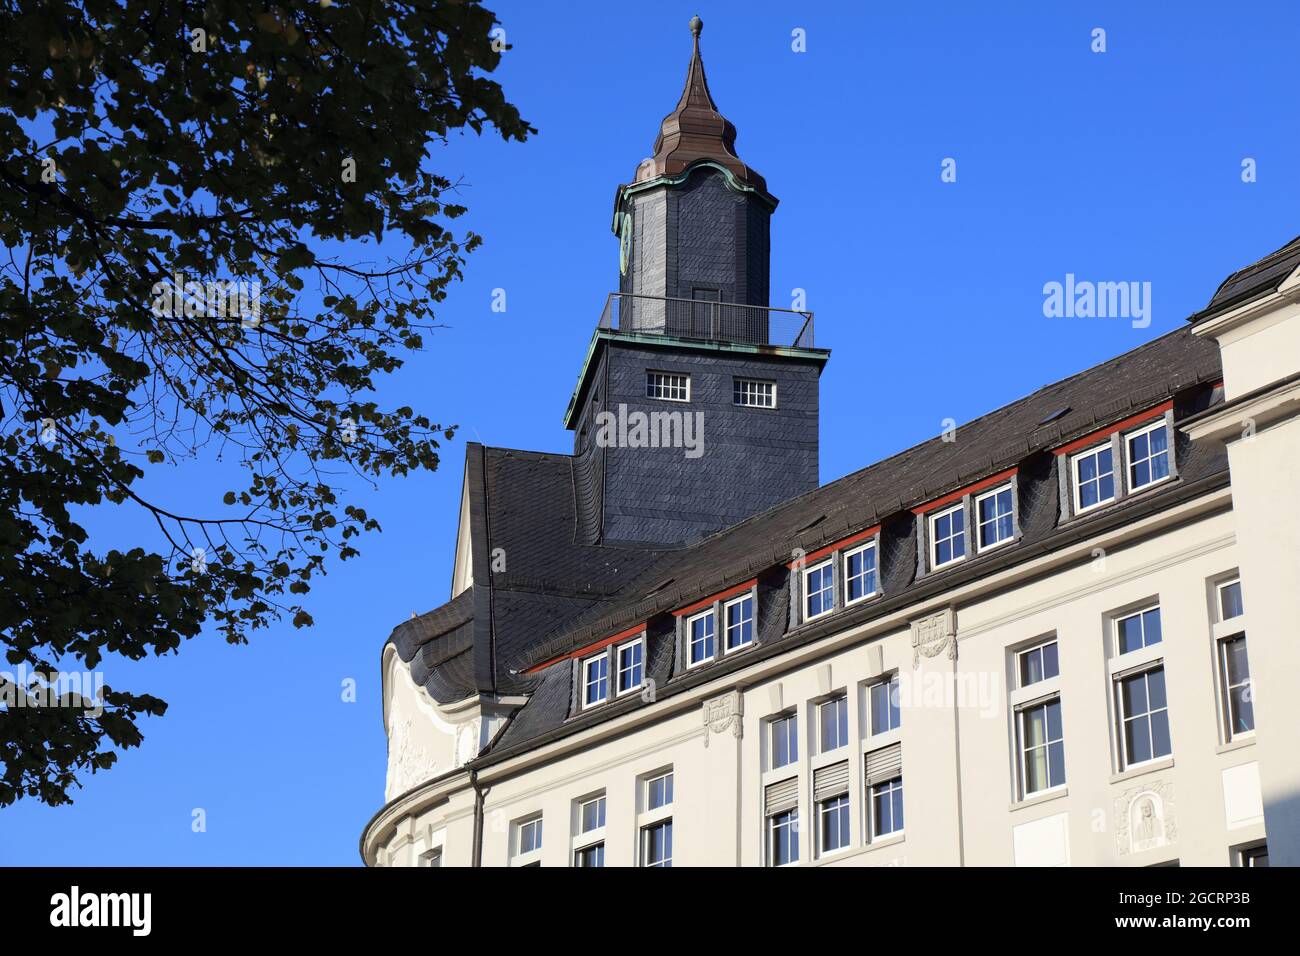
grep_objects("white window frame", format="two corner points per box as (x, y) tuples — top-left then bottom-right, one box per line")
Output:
(817, 694), (848, 754)
(578, 795), (606, 834)
(685, 608), (716, 669)
(1125, 419), (1172, 492)
(733, 377), (777, 408)
(640, 818), (673, 867)
(929, 502), (967, 569)
(867, 674), (900, 737)
(1211, 575), (1253, 743)
(868, 776), (904, 839)
(1017, 638), (1059, 687)
(1115, 605), (1162, 656)
(816, 792), (851, 858)
(722, 593), (755, 654)
(769, 712), (798, 771)
(645, 769), (674, 812)
(803, 559), (834, 620)
(767, 807), (799, 867)
(842, 542), (879, 606)
(1015, 695), (1066, 798)
(615, 637), (644, 696)
(514, 815), (543, 864)
(646, 370), (690, 403)
(581, 654), (609, 708)
(974, 483), (1015, 553)
(1114, 663), (1171, 771)
(1071, 442), (1116, 514)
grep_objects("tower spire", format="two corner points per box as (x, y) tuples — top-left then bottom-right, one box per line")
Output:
(636, 16), (768, 193)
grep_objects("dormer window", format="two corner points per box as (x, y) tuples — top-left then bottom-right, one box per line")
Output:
(975, 484), (1014, 552)
(929, 503), (966, 568)
(843, 542), (878, 604)
(723, 594), (754, 652)
(583, 655), (609, 707)
(1126, 420), (1171, 491)
(1072, 443), (1115, 513)
(616, 638), (644, 695)
(804, 560), (834, 619)
(646, 370), (689, 402)
(686, 609), (716, 667)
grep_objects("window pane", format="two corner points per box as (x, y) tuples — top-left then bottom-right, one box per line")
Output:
(1125, 715), (1152, 765)
(1121, 673), (1148, 715)
(1220, 581), (1244, 620)
(1146, 667), (1167, 710)
(1047, 740), (1066, 789)
(1142, 608), (1162, 647)
(1150, 709), (1171, 759)
(1020, 648), (1042, 686)
(1024, 743), (1048, 793)
(1041, 641), (1059, 680)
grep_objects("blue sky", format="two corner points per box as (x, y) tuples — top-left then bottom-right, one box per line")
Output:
(4, 0), (1297, 865)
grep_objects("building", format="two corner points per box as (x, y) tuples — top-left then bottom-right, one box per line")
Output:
(361, 18), (1300, 868)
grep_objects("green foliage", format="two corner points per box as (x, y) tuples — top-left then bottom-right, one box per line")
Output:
(0, 0), (532, 806)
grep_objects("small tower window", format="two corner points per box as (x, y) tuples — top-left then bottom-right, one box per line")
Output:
(734, 378), (776, 408)
(646, 371), (690, 402)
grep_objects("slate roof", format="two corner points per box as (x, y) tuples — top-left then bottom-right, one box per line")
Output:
(481, 323), (1227, 758)
(1192, 235), (1300, 321)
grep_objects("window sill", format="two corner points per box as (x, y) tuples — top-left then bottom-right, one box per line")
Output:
(1009, 786), (1069, 813)
(804, 832), (905, 867)
(1109, 756), (1174, 785)
(1216, 736), (1256, 756)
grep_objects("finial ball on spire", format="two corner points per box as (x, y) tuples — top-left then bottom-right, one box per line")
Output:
(689, 15), (702, 38)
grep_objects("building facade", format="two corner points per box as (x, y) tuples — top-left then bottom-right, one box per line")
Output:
(361, 19), (1300, 868)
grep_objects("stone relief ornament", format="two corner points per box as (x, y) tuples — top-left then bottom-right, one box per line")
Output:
(702, 691), (743, 747)
(1114, 780), (1178, 856)
(386, 717), (432, 798)
(911, 607), (957, 668)
(455, 719), (482, 767)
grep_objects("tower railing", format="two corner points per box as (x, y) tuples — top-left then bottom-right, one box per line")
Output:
(597, 293), (815, 349)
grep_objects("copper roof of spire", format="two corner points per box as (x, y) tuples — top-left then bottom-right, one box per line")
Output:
(635, 16), (769, 194)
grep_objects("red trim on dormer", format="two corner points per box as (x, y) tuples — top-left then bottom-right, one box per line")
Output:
(786, 525), (881, 569)
(910, 468), (1018, 516)
(523, 621), (646, 674)
(672, 578), (758, 617)
(1052, 401), (1173, 457)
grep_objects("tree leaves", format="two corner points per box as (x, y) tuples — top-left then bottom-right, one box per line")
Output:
(0, 0), (531, 806)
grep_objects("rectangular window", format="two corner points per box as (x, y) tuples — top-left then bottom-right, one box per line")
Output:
(1018, 640), (1059, 686)
(518, 817), (543, 855)
(641, 819), (672, 867)
(869, 675), (900, 735)
(1116, 606), (1162, 655)
(770, 713), (798, 769)
(818, 794), (851, 855)
(818, 695), (848, 753)
(1218, 579), (1244, 620)
(1126, 420), (1171, 491)
(870, 777), (904, 838)
(1072, 443), (1115, 513)
(724, 594), (754, 652)
(843, 543), (878, 604)
(579, 795), (606, 833)
(734, 378), (776, 408)
(1220, 634), (1254, 738)
(646, 370), (689, 402)
(686, 609), (715, 667)
(930, 503), (966, 568)
(582, 655), (608, 707)
(975, 485), (1014, 551)
(646, 770), (674, 810)
(804, 561), (833, 619)
(768, 808), (799, 866)
(574, 843), (604, 867)
(423, 848), (443, 868)
(616, 639), (643, 694)
(1018, 698), (1066, 796)
(1117, 666), (1171, 767)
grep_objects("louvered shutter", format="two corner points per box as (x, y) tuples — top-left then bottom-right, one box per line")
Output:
(812, 760), (850, 802)
(864, 743), (903, 786)
(764, 776), (799, 816)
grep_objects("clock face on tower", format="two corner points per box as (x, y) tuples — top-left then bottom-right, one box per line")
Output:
(618, 209), (633, 276)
